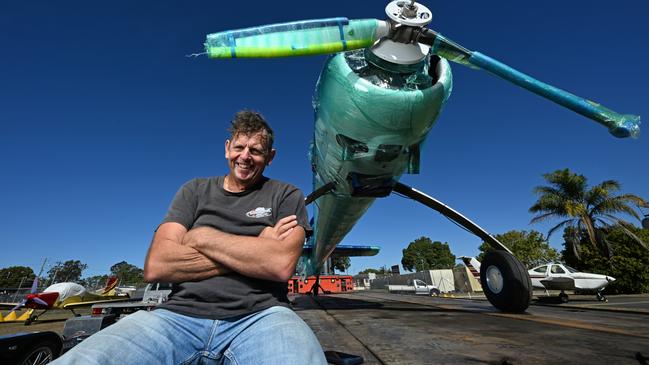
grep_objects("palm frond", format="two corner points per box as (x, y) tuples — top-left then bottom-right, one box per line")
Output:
(532, 186), (560, 196)
(546, 219), (577, 239)
(598, 216), (648, 249)
(530, 212), (562, 224)
(596, 180), (622, 192)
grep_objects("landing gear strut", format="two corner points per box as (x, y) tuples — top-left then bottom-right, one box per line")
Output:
(309, 274), (330, 296)
(596, 290), (608, 302)
(24, 310), (47, 326)
(393, 182), (532, 313)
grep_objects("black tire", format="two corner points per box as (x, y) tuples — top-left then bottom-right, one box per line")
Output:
(24, 315), (36, 326)
(18, 340), (57, 365)
(430, 288), (440, 297)
(559, 292), (569, 303)
(480, 250), (532, 313)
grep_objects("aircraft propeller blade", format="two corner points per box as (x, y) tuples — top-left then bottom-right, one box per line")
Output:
(8, 277), (42, 311)
(417, 29), (640, 138)
(32, 297), (49, 307)
(29, 277), (39, 293)
(11, 299), (26, 311)
(205, 18), (388, 58)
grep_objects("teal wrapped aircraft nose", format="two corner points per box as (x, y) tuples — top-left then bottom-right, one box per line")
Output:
(305, 50), (452, 275)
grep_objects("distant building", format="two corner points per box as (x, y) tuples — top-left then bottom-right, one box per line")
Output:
(352, 272), (376, 290)
(370, 270), (456, 293)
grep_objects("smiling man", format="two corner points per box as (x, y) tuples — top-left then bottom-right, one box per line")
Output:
(54, 111), (327, 365)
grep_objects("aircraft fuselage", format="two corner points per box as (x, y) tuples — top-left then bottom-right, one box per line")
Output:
(302, 50), (452, 275)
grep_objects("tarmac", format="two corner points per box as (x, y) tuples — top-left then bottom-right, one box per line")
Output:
(2, 292), (648, 364)
(292, 291), (649, 365)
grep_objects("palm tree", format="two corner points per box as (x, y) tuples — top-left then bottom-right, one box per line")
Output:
(529, 169), (648, 258)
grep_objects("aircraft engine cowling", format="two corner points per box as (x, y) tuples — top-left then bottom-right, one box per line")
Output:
(302, 49), (453, 275)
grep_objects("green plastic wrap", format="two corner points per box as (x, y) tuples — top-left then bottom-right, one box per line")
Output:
(205, 18), (381, 58)
(300, 50), (453, 275)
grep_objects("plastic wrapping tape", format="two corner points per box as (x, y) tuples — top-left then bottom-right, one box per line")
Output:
(205, 18), (380, 58)
(302, 50), (453, 274)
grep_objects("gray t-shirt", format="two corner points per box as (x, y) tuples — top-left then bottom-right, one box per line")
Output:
(156, 175), (311, 319)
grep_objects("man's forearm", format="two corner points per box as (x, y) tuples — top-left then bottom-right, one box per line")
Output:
(144, 224), (231, 283)
(183, 226), (302, 282)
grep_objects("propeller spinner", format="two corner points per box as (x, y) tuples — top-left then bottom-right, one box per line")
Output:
(203, 1), (640, 138)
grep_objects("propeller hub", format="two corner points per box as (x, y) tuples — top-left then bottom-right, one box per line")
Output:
(385, 1), (432, 27)
(369, 1), (433, 65)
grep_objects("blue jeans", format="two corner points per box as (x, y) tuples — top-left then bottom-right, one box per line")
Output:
(53, 306), (327, 365)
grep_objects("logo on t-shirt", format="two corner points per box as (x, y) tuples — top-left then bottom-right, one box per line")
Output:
(246, 207), (272, 218)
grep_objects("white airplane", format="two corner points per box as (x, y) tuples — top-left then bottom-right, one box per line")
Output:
(528, 263), (615, 303)
(460, 257), (615, 303)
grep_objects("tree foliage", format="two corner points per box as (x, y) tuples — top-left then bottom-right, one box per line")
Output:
(46, 260), (87, 284)
(80, 275), (110, 290)
(529, 169), (648, 258)
(330, 256), (351, 273)
(478, 230), (560, 268)
(401, 237), (455, 272)
(0, 266), (36, 288)
(562, 226), (649, 294)
(110, 261), (144, 287)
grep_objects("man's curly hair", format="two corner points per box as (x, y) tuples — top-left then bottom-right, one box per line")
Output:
(228, 110), (274, 153)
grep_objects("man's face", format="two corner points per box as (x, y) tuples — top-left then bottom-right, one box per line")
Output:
(225, 132), (275, 190)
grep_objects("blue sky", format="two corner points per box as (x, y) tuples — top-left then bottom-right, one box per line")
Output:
(1, 1), (647, 278)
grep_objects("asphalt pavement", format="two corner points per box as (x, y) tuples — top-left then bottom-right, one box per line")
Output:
(293, 291), (649, 365)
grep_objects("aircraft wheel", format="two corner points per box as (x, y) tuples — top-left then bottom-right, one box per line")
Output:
(480, 250), (532, 313)
(17, 340), (57, 365)
(24, 315), (36, 326)
(430, 288), (440, 297)
(559, 292), (569, 303)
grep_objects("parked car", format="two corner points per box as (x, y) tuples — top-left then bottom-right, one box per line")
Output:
(0, 331), (62, 365)
(387, 279), (441, 296)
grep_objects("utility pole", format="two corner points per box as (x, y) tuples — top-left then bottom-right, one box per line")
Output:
(12, 277), (25, 303)
(36, 258), (47, 291)
(49, 267), (59, 286)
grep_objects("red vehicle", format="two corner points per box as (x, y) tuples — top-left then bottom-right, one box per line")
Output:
(288, 275), (353, 295)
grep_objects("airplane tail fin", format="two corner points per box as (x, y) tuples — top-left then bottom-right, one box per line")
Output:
(99, 276), (119, 296)
(460, 256), (481, 281)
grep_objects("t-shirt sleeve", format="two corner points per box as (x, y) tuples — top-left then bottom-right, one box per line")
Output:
(160, 179), (199, 230)
(277, 185), (313, 238)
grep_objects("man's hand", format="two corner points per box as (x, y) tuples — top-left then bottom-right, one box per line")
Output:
(258, 215), (298, 241)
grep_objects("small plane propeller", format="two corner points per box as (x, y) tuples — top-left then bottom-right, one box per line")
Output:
(204, 0), (640, 138)
(10, 277), (47, 311)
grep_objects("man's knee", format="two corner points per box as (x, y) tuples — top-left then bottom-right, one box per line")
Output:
(52, 311), (178, 365)
(257, 306), (314, 336)
(241, 306), (326, 363)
